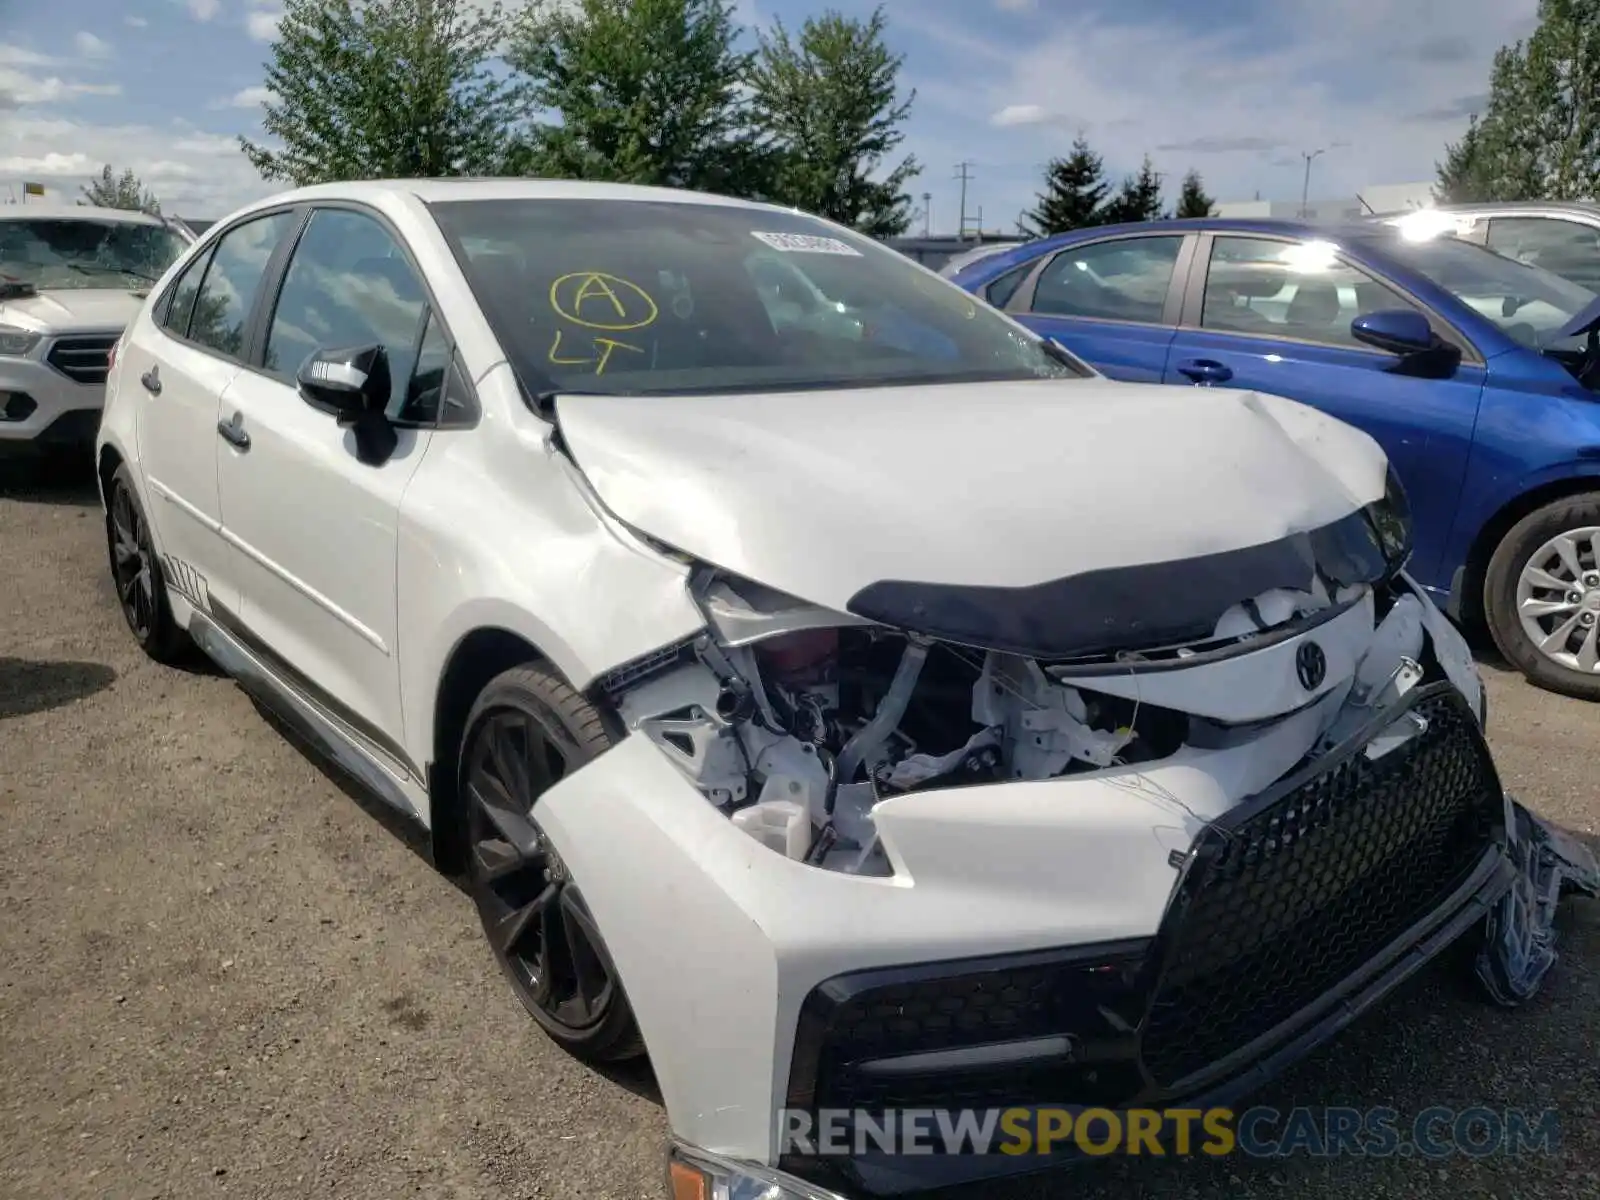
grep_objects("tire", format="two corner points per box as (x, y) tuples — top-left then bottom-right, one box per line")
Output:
(1483, 493), (1600, 702)
(105, 463), (190, 665)
(458, 663), (646, 1063)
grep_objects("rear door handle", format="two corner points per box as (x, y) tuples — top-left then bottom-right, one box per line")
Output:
(1176, 358), (1233, 385)
(140, 366), (161, 395)
(216, 412), (250, 450)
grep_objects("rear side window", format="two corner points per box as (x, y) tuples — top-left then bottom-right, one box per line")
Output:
(187, 211), (298, 359)
(1027, 236), (1183, 323)
(985, 262), (1033, 309)
(160, 247), (213, 339)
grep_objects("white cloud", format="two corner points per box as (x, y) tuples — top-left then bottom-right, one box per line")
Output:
(74, 32), (112, 59)
(0, 68), (122, 106)
(0, 113), (272, 216)
(0, 46), (57, 68)
(991, 104), (1055, 128)
(188, 0), (221, 21)
(247, 9), (282, 41)
(226, 85), (273, 108)
(125, 15), (150, 27)
(911, 0), (1540, 226)
(993, 0), (1036, 10)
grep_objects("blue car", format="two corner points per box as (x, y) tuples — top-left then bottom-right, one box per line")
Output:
(951, 218), (1600, 701)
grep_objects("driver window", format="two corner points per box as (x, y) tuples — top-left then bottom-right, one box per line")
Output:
(1199, 236), (1428, 349)
(263, 208), (428, 409)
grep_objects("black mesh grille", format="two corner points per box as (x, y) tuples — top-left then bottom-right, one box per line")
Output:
(795, 948), (1147, 1114)
(46, 335), (118, 385)
(1140, 685), (1501, 1085)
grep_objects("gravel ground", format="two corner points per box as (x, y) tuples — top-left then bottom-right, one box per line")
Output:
(1, 460), (1596, 1200)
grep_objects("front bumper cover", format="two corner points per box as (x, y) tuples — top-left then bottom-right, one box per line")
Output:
(762, 682), (1594, 1197)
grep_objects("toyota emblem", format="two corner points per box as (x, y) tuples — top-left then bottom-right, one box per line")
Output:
(1296, 641), (1327, 690)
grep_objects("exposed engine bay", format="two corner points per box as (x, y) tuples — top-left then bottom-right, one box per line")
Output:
(602, 565), (1481, 877)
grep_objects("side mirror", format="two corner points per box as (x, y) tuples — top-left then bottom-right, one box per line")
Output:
(297, 343), (391, 417)
(1351, 309), (1461, 379)
(296, 343), (398, 466)
(1350, 309), (1434, 355)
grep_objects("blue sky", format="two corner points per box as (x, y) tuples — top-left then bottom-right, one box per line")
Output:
(0, 0), (1539, 228)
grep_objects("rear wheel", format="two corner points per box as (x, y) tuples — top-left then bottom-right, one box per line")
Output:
(1484, 494), (1600, 701)
(105, 464), (189, 665)
(459, 664), (645, 1063)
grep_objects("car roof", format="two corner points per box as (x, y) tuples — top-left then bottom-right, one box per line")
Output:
(1398, 199), (1600, 220)
(0, 203), (167, 226)
(222, 177), (802, 220)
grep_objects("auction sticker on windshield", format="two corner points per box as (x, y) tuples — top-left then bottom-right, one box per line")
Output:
(751, 231), (862, 256)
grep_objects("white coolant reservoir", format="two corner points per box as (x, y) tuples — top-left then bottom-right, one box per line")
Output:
(730, 799), (811, 860)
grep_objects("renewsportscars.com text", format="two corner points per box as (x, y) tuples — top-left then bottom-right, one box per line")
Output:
(779, 1106), (1560, 1159)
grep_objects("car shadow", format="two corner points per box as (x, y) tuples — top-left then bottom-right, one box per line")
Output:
(0, 456), (99, 506)
(243, 691), (670, 1103)
(244, 692), (441, 871)
(0, 657), (117, 719)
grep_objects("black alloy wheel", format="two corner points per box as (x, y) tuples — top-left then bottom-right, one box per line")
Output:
(461, 665), (645, 1063)
(105, 464), (187, 663)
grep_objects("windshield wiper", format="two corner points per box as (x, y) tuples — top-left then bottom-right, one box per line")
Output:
(63, 262), (159, 284)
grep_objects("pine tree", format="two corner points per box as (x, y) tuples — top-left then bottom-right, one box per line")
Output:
(1174, 168), (1215, 217)
(80, 165), (160, 214)
(1019, 135), (1109, 236)
(506, 0), (763, 195)
(1102, 155), (1164, 223)
(1438, 0), (1600, 201)
(746, 5), (919, 237)
(241, 0), (523, 185)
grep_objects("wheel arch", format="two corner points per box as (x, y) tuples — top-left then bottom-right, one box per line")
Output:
(425, 624), (633, 875)
(1457, 469), (1600, 628)
(96, 443), (125, 512)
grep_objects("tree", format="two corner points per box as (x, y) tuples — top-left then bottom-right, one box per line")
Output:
(1174, 168), (1215, 217)
(1436, 0), (1600, 201)
(506, 0), (763, 195)
(1434, 114), (1496, 203)
(1102, 155), (1164, 223)
(1019, 134), (1109, 236)
(81, 165), (160, 214)
(241, 0), (523, 185)
(746, 5), (918, 237)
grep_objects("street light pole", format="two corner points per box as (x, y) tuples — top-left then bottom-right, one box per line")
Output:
(1300, 148), (1325, 218)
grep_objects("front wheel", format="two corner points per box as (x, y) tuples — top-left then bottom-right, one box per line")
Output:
(459, 664), (645, 1064)
(1483, 494), (1600, 701)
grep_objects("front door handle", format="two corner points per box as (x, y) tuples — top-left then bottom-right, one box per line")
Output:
(216, 412), (250, 450)
(1176, 358), (1233, 385)
(139, 366), (161, 395)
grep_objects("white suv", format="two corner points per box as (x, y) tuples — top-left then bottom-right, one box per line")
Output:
(0, 204), (192, 456)
(97, 179), (1596, 1199)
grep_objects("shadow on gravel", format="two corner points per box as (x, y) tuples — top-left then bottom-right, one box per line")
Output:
(0, 456), (99, 507)
(0, 657), (117, 719)
(244, 692), (441, 871)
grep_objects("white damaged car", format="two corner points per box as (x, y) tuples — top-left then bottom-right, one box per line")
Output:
(95, 180), (1597, 1199)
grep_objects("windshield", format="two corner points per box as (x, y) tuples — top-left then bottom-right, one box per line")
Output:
(427, 198), (1084, 396)
(0, 217), (189, 291)
(1371, 231), (1596, 350)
